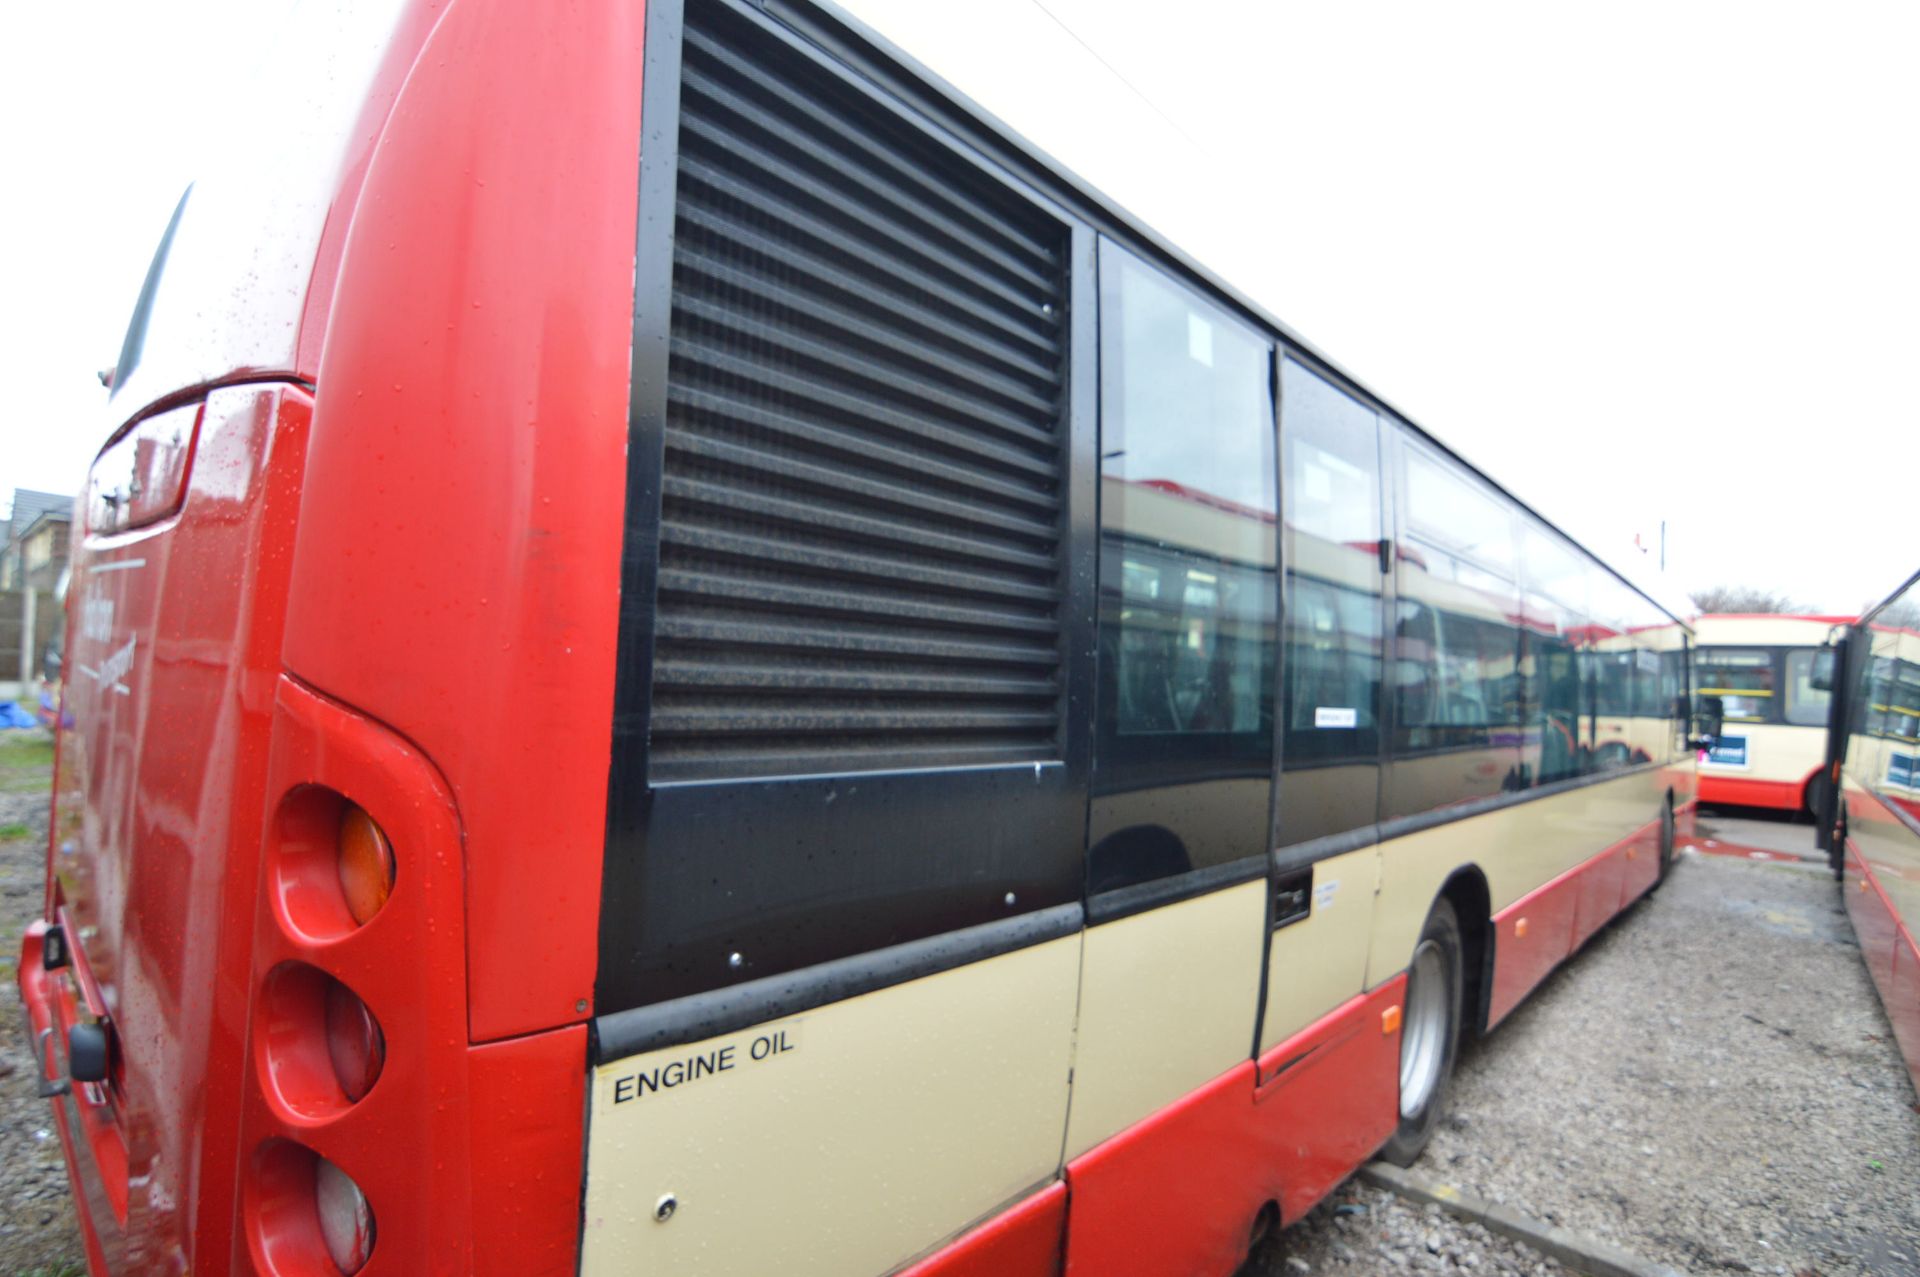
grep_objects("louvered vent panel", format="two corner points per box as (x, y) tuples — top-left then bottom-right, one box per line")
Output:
(649, 3), (1071, 783)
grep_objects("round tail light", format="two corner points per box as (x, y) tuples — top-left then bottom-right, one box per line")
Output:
(337, 805), (395, 925)
(324, 981), (386, 1103)
(314, 1156), (375, 1274)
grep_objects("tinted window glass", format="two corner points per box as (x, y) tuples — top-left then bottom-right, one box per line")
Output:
(1519, 522), (1586, 786)
(1091, 244), (1276, 894)
(1388, 436), (1522, 817)
(1890, 660), (1920, 745)
(1586, 575), (1646, 772)
(1784, 649), (1833, 727)
(1278, 361), (1384, 846)
(1626, 602), (1684, 764)
(1696, 648), (1777, 723)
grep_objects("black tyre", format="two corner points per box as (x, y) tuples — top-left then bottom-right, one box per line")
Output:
(1381, 898), (1462, 1167)
(1651, 797), (1677, 890)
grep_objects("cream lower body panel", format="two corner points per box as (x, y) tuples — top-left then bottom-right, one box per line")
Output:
(1258, 846), (1380, 1055)
(1367, 767), (1671, 990)
(580, 934), (1081, 1277)
(1064, 879), (1266, 1160)
(1699, 721), (1825, 787)
(1852, 778), (1920, 929)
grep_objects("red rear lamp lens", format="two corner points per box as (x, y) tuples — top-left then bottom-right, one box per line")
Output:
(314, 1156), (375, 1274)
(324, 981), (385, 1103)
(337, 805), (394, 925)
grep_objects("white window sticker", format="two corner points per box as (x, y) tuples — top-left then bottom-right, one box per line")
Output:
(1315, 706), (1359, 729)
(1187, 312), (1214, 367)
(1313, 880), (1339, 910)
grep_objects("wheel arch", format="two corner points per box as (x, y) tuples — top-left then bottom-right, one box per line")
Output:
(1435, 866), (1493, 1038)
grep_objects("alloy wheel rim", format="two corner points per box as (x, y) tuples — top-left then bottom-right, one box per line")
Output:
(1399, 938), (1449, 1118)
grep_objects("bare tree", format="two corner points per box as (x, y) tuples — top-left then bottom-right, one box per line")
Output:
(1687, 585), (1808, 615)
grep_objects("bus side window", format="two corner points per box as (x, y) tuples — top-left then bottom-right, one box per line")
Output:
(1785, 648), (1835, 727)
(1386, 436), (1523, 817)
(1518, 521), (1588, 787)
(1695, 648), (1777, 725)
(1277, 360), (1384, 849)
(1089, 244), (1276, 896)
(1585, 575), (1645, 771)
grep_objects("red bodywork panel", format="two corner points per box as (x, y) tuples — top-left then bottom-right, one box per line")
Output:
(1698, 771), (1815, 812)
(1618, 818), (1663, 903)
(1063, 1063), (1262, 1277)
(1569, 840), (1627, 953)
(237, 675), (477, 1275)
(280, 0), (644, 1044)
(1061, 978), (1405, 1277)
(1252, 979), (1406, 1227)
(1487, 863), (1579, 1028)
(24, 386), (313, 1273)
(1844, 843), (1900, 1002)
(20, 0), (640, 1267)
(19, 921), (113, 1277)
(1491, 815), (1662, 1028)
(1843, 836), (1920, 1094)
(1890, 929), (1920, 1094)
(468, 1027), (590, 1277)
(895, 1180), (1067, 1277)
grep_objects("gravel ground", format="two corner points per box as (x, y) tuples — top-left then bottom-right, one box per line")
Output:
(1248, 1177), (1573, 1276)
(0, 729), (84, 1276)
(1254, 810), (1920, 1277)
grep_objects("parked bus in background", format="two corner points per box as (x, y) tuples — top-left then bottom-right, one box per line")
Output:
(1691, 613), (1853, 815)
(1821, 574), (1920, 1092)
(15, 3), (1703, 1274)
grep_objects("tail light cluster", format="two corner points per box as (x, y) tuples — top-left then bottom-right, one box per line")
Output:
(252, 788), (397, 1275)
(240, 678), (478, 1275)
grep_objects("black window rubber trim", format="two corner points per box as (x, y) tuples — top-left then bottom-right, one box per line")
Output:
(592, 902), (1083, 1063)
(1272, 824), (1383, 879)
(1085, 854), (1267, 927)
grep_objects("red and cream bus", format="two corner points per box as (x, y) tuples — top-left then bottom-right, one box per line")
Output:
(1691, 613), (1852, 814)
(15, 3), (1701, 1274)
(1823, 575), (1920, 1092)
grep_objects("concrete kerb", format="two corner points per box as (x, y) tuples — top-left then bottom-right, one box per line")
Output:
(1358, 1162), (1687, 1277)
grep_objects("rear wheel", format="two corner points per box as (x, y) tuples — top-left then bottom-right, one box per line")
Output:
(1382, 898), (1462, 1167)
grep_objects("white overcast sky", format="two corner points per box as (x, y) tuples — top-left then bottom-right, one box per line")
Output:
(3, 0), (1915, 613)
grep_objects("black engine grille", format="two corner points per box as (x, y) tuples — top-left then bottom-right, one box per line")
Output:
(649, 2), (1072, 783)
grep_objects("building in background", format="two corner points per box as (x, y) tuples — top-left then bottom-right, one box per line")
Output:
(2, 488), (73, 592)
(0, 487), (71, 691)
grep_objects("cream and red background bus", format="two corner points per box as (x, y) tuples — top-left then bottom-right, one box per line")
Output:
(1826, 576), (1920, 1092)
(1691, 613), (1851, 814)
(15, 2), (1700, 1274)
